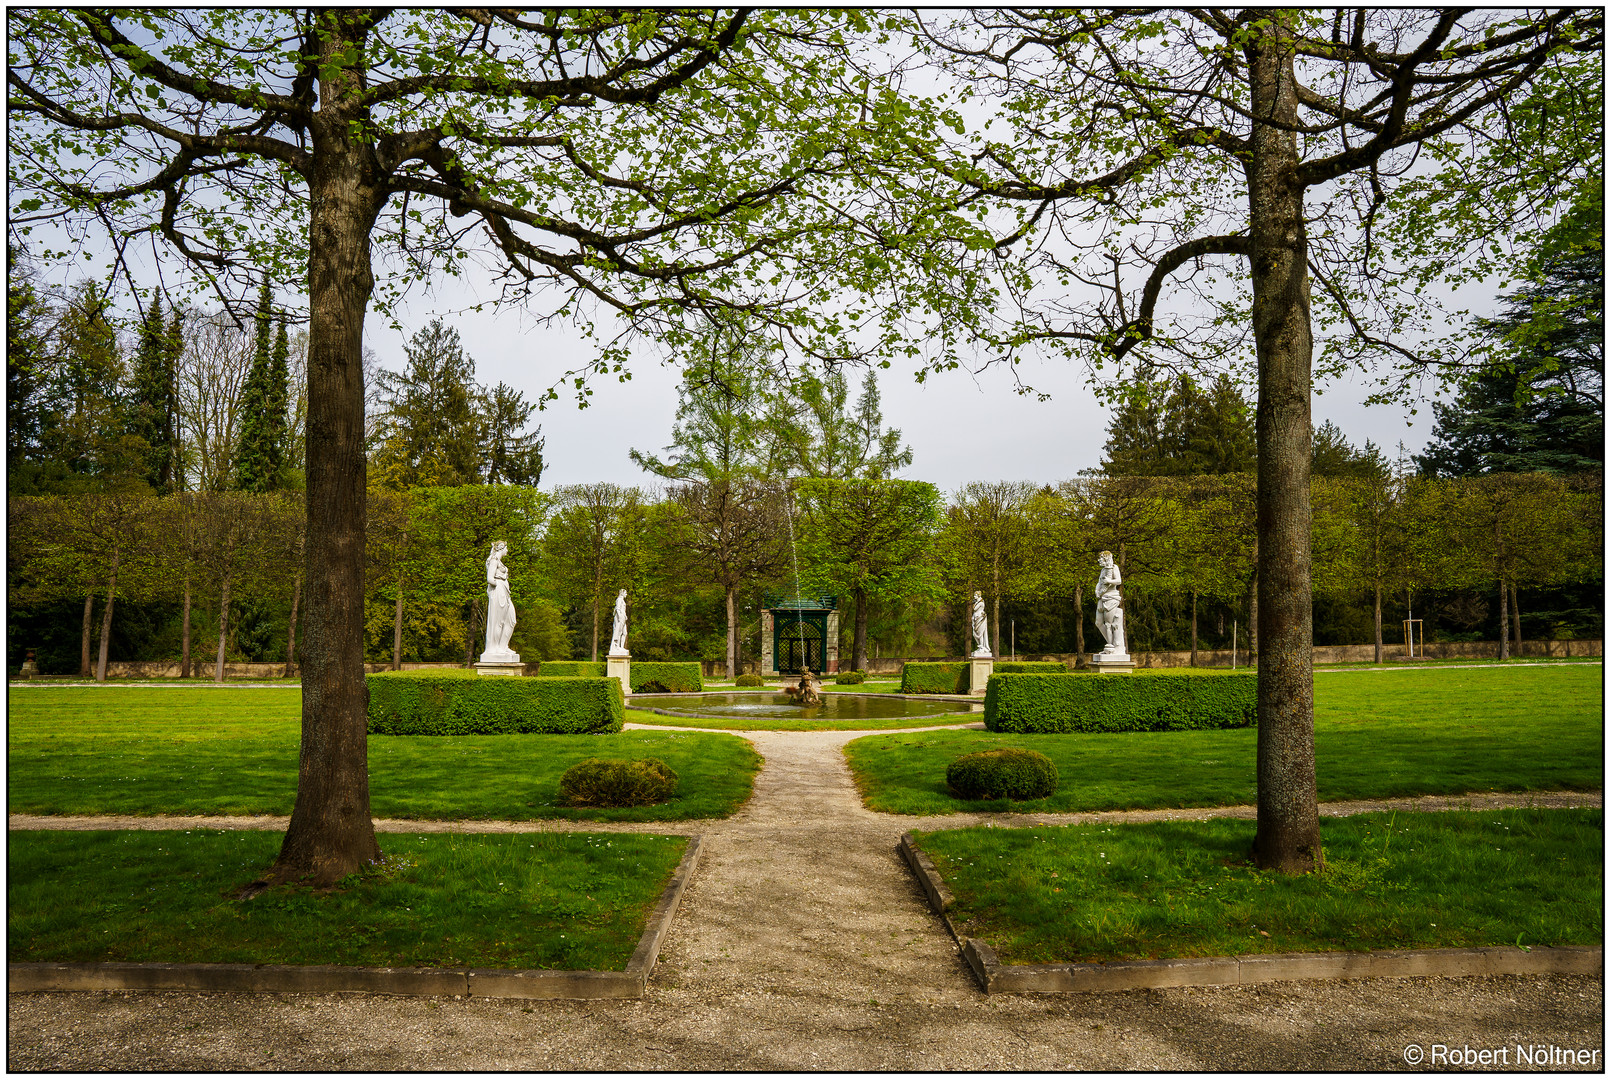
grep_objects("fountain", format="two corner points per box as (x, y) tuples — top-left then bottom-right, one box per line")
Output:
(782, 668), (823, 706)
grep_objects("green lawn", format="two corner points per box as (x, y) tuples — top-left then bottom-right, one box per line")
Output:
(848, 664), (1603, 814)
(914, 809), (1603, 963)
(8, 687), (760, 821)
(9, 829), (685, 971)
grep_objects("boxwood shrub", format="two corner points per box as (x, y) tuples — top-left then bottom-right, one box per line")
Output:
(558, 757), (679, 807)
(993, 661), (1068, 674)
(537, 661), (606, 678)
(900, 662), (969, 695)
(984, 671), (1257, 733)
(833, 669), (867, 684)
(734, 673), (766, 687)
(366, 670), (623, 735)
(629, 662), (703, 694)
(946, 748), (1058, 800)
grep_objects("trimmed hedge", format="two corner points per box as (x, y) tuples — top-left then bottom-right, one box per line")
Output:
(900, 662), (969, 695)
(734, 673), (765, 687)
(984, 671), (1257, 734)
(993, 661), (1068, 674)
(629, 662), (703, 694)
(834, 669), (867, 684)
(558, 757), (679, 807)
(537, 661), (606, 678)
(366, 670), (623, 735)
(946, 748), (1058, 800)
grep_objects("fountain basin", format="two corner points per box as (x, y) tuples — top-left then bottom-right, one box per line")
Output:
(632, 691), (980, 722)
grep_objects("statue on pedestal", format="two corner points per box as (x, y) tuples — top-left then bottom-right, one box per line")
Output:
(479, 540), (520, 663)
(1094, 550), (1127, 659)
(608, 589), (629, 656)
(970, 591), (992, 658)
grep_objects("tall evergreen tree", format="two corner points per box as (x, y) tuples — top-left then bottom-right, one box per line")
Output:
(7, 244), (49, 484)
(234, 283), (287, 492)
(772, 368), (913, 479)
(1102, 373), (1256, 476)
(129, 293), (179, 493)
(1311, 420), (1389, 481)
(370, 319), (483, 489)
(480, 381), (544, 486)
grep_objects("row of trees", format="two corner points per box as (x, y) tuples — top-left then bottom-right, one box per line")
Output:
(12, 467), (1598, 682)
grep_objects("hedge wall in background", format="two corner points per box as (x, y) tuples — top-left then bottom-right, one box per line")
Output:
(366, 670), (623, 735)
(900, 662), (969, 695)
(984, 671), (1257, 733)
(537, 661), (606, 677)
(993, 661), (1068, 674)
(629, 662), (703, 694)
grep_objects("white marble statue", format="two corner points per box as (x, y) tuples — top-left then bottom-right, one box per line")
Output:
(970, 590), (992, 658)
(608, 589), (629, 656)
(479, 540), (520, 663)
(1094, 550), (1128, 658)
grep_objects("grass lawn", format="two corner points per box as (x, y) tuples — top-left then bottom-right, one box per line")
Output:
(8, 829), (685, 971)
(913, 809), (1603, 963)
(848, 664), (1602, 814)
(8, 687), (760, 822)
(625, 705), (978, 732)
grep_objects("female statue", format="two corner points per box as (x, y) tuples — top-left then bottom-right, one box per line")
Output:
(608, 589), (629, 655)
(480, 540), (519, 661)
(970, 591), (992, 657)
(1094, 550), (1126, 656)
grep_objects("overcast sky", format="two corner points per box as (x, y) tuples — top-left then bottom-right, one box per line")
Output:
(362, 281), (1439, 495)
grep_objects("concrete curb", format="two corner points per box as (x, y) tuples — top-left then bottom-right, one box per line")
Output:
(898, 832), (1603, 994)
(10, 834), (703, 1000)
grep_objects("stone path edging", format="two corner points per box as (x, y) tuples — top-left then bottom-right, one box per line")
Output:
(9, 835), (702, 1001)
(897, 832), (1604, 994)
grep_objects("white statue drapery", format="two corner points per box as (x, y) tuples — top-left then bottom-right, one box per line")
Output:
(479, 540), (520, 663)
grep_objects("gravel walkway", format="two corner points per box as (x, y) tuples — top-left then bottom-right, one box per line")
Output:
(9, 723), (1604, 1071)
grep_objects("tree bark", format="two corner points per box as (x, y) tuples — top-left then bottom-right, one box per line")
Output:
(214, 575), (232, 683)
(725, 584), (738, 680)
(96, 549), (119, 683)
(263, 12), (385, 889)
(81, 594), (94, 676)
(181, 576), (193, 678)
(1190, 590), (1198, 667)
(1073, 585), (1084, 667)
(1497, 578), (1510, 660)
(1510, 582), (1523, 657)
(392, 582), (404, 671)
(853, 585), (869, 672)
(1247, 19), (1320, 874)
(1373, 582), (1383, 664)
(285, 572), (302, 679)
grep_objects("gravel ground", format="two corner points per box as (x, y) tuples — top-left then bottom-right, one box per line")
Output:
(8, 723), (1604, 1071)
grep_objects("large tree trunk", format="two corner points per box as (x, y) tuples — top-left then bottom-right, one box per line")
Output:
(96, 549), (119, 683)
(214, 575), (232, 682)
(263, 18), (385, 890)
(1073, 585), (1084, 667)
(853, 585), (869, 673)
(724, 584), (738, 680)
(1247, 20), (1320, 874)
(181, 576), (193, 678)
(285, 572), (302, 679)
(81, 594), (94, 676)
(1497, 578), (1510, 661)
(391, 582), (404, 671)
(1373, 582), (1383, 664)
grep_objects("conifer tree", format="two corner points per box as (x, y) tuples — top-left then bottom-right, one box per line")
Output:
(129, 293), (179, 493)
(233, 283), (285, 492)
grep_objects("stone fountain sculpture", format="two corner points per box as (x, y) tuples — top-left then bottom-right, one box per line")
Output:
(783, 668), (823, 706)
(1091, 550), (1134, 672)
(476, 541), (521, 674)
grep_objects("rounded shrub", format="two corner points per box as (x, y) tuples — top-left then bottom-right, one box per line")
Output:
(734, 673), (765, 687)
(833, 669), (867, 684)
(558, 757), (679, 808)
(946, 748), (1058, 801)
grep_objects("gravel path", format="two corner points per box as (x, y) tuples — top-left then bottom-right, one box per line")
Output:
(9, 723), (1604, 1071)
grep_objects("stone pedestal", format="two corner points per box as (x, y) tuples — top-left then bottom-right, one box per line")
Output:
(18, 650), (38, 680)
(473, 661), (523, 677)
(969, 657), (994, 696)
(1089, 652), (1136, 674)
(607, 653), (630, 692)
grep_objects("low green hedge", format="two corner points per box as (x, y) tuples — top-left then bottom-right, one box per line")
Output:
(558, 757), (679, 807)
(630, 662), (703, 694)
(993, 661), (1068, 674)
(834, 669), (867, 684)
(367, 670), (623, 735)
(537, 661), (606, 678)
(900, 662), (969, 695)
(984, 671), (1257, 733)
